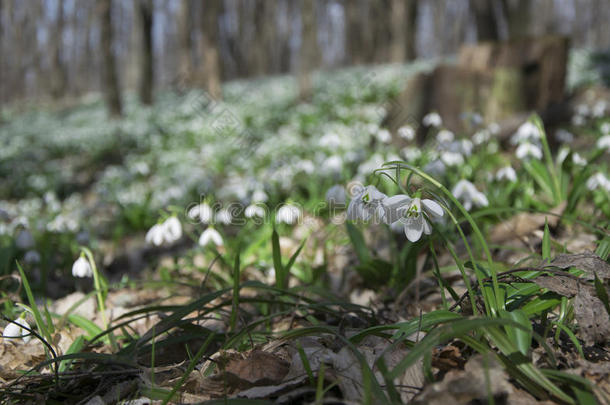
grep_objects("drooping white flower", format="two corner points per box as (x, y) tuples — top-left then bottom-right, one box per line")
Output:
(245, 204), (265, 219)
(401, 147), (422, 161)
(496, 166), (517, 182)
(72, 256), (93, 278)
(3, 316), (31, 343)
(572, 153), (586, 166)
(473, 129), (491, 145)
(488, 122), (500, 135)
(376, 129), (392, 143)
(511, 122), (541, 145)
(321, 155), (343, 174)
(326, 185), (347, 206)
(24, 250), (41, 264)
(586, 172), (610, 192)
(145, 223), (165, 246)
(575, 104), (590, 117)
(555, 129), (574, 144)
(347, 185), (387, 222)
(319, 132), (342, 148)
(295, 160), (315, 174)
(145, 216), (183, 246)
(382, 195), (444, 242)
(424, 159), (446, 177)
(440, 151), (464, 167)
(397, 125), (415, 141)
(276, 204), (302, 225)
(436, 129), (454, 144)
(597, 134), (610, 150)
(15, 229), (35, 250)
(601, 123), (610, 136)
(423, 112), (442, 128)
(198, 227), (224, 247)
(188, 202), (213, 224)
(593, 100), (607, 117)
(215, 209), (232, 225)
(459, 139), (474, 156)
(572, 114), (585, 126)
(452, 180), (489, 211)
(516, 142), (543, 160)
(252, 189), (268, 203)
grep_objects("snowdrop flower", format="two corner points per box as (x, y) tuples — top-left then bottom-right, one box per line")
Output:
(188, 202), (213, 224)
(398, 125), (415, 141)
(376, 129), (392, 143)
(319, 132), (342, 148)
(198, 227), (224, 247)
(473, 129), (491, 145)
(215, 209), (232, 225)
(495, 166), (517, 182)
(321, 155), (343, 174)
(245, 204), (265, 219)
(555, 129), (574, 144)
(511, 122), (541, 145)
(436, 129), (454, 144)
(459, 139), (474, 156)
(572, 114), (585, 126)
(516, 142), (543, 160)
(586, 172), (610, 192)
(572, 153), (586, 166)
(382, 195), (444, 242)
(424, 159), (446, 177)
(575, 104), (590, 117)
(347, 185), (387, 222)
(601, 123), (610, 136)
(145, 223), (165, 246)
(441, 151), (464, 166)
(296, 160), (315, 174)
(72, 256), (93, 278)
(145, 216), (183, 246)
(488, 122), (500, 135)
(557, 147), (570, 164)
(326, 185), (347, 206)
(24, 250), (41, 264)
(252, 189), (268, 203)
(593, 101), (607, 117)
(423, 112), (442, 128)
(597, 135), (610, 150)
(3, 316), (31, 343)
(401, 147), (421, 161)
(15, 229), (34, 250)
(276, 204), (302, 225)
(452, 180), (489, 211)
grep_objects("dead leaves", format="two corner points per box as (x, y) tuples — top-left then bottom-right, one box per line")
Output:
(532, 252), (610, 345)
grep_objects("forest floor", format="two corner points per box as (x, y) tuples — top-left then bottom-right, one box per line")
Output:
(0, 59), (609, 404)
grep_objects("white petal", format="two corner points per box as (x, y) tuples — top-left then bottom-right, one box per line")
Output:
(404, 216), (424, 242)
(382, 194), (410, 224)
(423, 219), (432, 235)
(422, 199), (444, 218)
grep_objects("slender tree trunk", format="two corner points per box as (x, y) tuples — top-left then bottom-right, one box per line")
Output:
(345, 0), (364, 65)
(389, 0), (406, 63)
(177, 0), (192, 85)
(200, 0), (222, 100)
(471, 0), (499, 41)
(500, 0), (530, 39)
(405, 0), (418, 60)
(135, 0), (153, 105)
(98, 0), (122, 117)
(299, 0), (317, 101)
(50, 0), (66, 99)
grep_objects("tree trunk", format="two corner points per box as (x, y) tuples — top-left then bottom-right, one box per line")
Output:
(299, 0), (317, 101)
(200, 0), (222, 100)
(50, 0), (66, 98)
(405, 0), (418, 60)
(177, 0), (192, 85)
(135, 0), (153, 105)
(345, 0), (364, 65)
(389, 0), (406, 63)
(98, 0), (122, 117)
(471, 0), (499, 41)
(500, 0), (530, 39)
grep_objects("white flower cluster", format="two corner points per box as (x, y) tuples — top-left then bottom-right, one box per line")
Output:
(511, 122), (543, 160)
(347, 185), (444, 242)
(145, 216), (183, 246)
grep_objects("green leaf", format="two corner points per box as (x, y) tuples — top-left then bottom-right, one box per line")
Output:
(346, 221), (370, 263)
(230, 249), (241, 332)
(542, 218), (551, 261)
(285, 238), (307, 276)
(594, 273), (610, 316)
(500, 309), (532, 356)
(271, 227), (284, 289)
(68, 314), (104, 341)
(58, 335), (85, 373)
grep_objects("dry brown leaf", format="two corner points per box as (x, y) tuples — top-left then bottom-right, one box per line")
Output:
(489, 203), (565, 244)
(545, 252), (610, 281)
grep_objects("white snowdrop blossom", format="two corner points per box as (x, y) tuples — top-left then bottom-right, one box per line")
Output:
(586, 172), (610, 192)
(296, 160), (315, 174)
(424, 159), (446, 177)
(460, 139), (474, 156)
(3, 316), (31, 343)
(276, 204), (302, 225)
(252, 189), (268, 203)
(72, 256), (93, 278)
(319, 132), (342, 148)
(452, 180), (489, 211)
(593, 100), (607, 118)
(575, 104), (590, 117)
(511, 122), (541, 145)
(398, 125), (415, 141)
(572, 114), (585, 126)
(24, 250), (41, 264)
(245, 204), (265, 219)
(473, 130), (491, 145)
(601, 123), (610, 136)
(215, 209), (232, 225)
(145, 216), (183, 246)
(555, 129), (574, 144)
(440, 151), (464, 167)
(347, 185), (387, 222)
(198, 227), (224, 247)
(436, 129), (454, 144)
(496, 166), (517, 182)
(321, 155), (343, 174)
(597, 135), (610, 150)
(572, 153), (586, 166)
(516, 142), (543, 160)
(401, 147), (422, 161)
(423, 112), (442, 128)
(488, 122), (500, 135)
(382, 195), (444, 242)
(15, 229), (35, 250)
(188, 202), (213, 224)
(376, 129), (392, 143)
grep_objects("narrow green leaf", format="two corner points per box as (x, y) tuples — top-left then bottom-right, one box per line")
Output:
(346, 221), (370, 263)
(58, 335), (85, 373)
(594, 273), (610, 316)
(271, 227), (284, 288)
(230, 250), (241, 332)
(542, 218), (551, 261)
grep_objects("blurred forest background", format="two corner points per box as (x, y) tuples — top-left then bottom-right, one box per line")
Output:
(1, 0), (610, 113)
